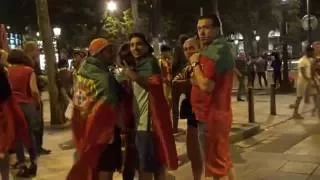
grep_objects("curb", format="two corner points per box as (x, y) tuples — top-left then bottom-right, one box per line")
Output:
(174, 123), (261, 167)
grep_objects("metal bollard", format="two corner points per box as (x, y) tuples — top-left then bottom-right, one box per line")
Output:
(270, 84), (277, 115)
(248, 87), (255, 123)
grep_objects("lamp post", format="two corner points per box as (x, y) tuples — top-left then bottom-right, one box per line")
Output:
(279, 0), (293, 92)
(255, 35), (261, 55)
(307, 0), (311, 45)
(53, 27), (61, 62)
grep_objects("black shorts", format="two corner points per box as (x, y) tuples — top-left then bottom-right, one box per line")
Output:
(97, 127), (122, 172)
(180, 99), (198, 128)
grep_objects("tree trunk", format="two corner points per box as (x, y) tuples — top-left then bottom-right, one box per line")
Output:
(35, 0), (63, 125)
(212, 0), (223, 35)
(151, 0), (162, 37)
(243, 31), (255, 55)
(131, 0), (139, 31)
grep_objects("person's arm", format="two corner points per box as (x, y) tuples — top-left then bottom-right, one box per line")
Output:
(123, 68), (148, 89)
(234, 67), (242, 77)
(190, 53), (215, 93)
(300, 67), (310, 81)
(29, 72), (41, 105)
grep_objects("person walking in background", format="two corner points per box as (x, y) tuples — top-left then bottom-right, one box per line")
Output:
(256, 55), (268, 88)
(7, 50), (40, 178)
(159, 45), (173, 107)
(235, 53), (247, 101)
(23, 41), (51, 155)
(171, 34), (189, 133)
(292, 46), (314, 119)
(271, 52), (282, 87)
(247, 55), (256, 88)
(57, 59), (73, 124)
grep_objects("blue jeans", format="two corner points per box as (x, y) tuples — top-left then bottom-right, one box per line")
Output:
(16, 103), (40, 163)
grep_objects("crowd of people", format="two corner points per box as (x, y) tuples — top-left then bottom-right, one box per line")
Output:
(0, 14), (237, 180)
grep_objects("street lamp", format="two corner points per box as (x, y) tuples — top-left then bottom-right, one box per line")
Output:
(279, 0), (293, 92)
(106, 1), (117, 12)
(53, 27), (61, 62)
(53, 27), (61, 38)
(255, 35), (261, 55)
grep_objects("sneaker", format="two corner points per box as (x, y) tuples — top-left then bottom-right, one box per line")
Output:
(40, 148), (51, 155)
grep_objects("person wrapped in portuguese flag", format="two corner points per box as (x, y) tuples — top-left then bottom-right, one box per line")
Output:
(67, 38), (124, 180)
(118, 33), (178, 180)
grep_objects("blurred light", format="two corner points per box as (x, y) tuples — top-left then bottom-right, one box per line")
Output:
(6, 26), (10, 30)
(255, 35), (261, 41)
(234, 40), (239, 45)
(53, 27), (61, 37)
(36, 32), (40, 37)
(106, 1), (117, 12)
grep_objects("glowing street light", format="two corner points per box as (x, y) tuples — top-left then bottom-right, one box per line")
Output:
(53, 27), (61, 37)
(106, 1), (117, 12)
(255, 35), (261, 41)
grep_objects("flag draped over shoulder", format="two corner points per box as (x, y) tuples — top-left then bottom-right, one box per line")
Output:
(67, 57), (122, 180)
(200, 37), (234, 176)
(136, 56), (178, 170)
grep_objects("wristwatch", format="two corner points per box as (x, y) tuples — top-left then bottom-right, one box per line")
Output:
(191, 61), (200, 69)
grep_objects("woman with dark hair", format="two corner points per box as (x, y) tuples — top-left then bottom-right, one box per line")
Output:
(0, 61), (29, 180)
(119, 33), (178, 180)
(7, 49), (40, 177)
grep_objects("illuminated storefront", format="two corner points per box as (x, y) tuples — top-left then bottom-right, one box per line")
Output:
(6, 26), (23, 49)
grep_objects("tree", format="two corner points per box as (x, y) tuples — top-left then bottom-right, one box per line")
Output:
(100, 9), (134, 42)
(35, 0), (63, 125)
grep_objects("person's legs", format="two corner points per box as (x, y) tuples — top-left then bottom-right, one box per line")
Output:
(122, 130), (137, 180)
(135, 131), (162, 180)
(237, 76), (245, 101)
(257, 72), (263, 88)
(172, 87), (182, 133)
(0, 154), (10, 180)
(154, 168), (167, 180)
(98, 128), (122, 180)
(187, 116), (202, 180)
(197, 121), (207, 179)
(263, 72), (268, 87)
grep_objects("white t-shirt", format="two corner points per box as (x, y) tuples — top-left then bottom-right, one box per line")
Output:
(298, 56), (312, 83)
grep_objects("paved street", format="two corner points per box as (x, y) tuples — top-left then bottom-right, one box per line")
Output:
(9, 92), (316, 180)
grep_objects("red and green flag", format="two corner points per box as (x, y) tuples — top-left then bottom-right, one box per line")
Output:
(135, 56), (178, 170)
(67, 57), (122, 180)
(200, 37), (234, 177)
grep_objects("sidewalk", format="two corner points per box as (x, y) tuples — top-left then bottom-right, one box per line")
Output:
(31, 92), (312, 180)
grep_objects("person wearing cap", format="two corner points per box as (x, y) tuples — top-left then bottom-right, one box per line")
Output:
(189, 14), (236, 180)
(67, 38), (123, 180)
(118, 33), (178, 180)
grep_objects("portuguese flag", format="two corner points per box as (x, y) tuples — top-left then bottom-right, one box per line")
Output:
(67, 57), (122, 180)
(200, 37), (234, 177)
(135, 56), (178, 170)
